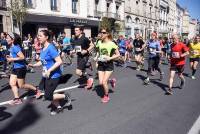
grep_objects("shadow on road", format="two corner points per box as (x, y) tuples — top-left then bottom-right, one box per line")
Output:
(93, 85), (114, 98)
(0, 107), (12, 121)
(136, 74), (168, 94)
(0, 83), (10, 93)
(0, 103), (41, 134)
(59, 74), (73, 84)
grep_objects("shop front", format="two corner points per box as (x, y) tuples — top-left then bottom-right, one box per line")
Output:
(23, 14), (99, 38)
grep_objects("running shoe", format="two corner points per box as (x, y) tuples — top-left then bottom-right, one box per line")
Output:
(9, 98), (23, 105)
(35, 88), (42, 99)
(180, 78), (185, 89)
(85, 78), (94, 89)
(136, 66), (141, 71)
(50, 106), (63, 115)
(110, 78), (116, 88)
(191, 76), (196, 80)
(101, 95), (110, 103)
(166, 88), (173, 95)
(144, 78), (150, 85)
(64, 92), (71, 106)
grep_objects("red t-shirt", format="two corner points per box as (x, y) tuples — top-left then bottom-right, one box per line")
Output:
(170, 42), (189, 65)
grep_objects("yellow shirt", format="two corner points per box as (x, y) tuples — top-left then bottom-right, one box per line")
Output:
(96, 41), (118, 56)
(189, 42), (200, 58)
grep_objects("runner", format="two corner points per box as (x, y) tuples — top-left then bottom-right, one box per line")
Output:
(117, 35), (127, 67)
(189, 34), (200, 79)
(94, 28), (120, 103)
(167, 34), (189, 95)
(29, 30), (71, 115)
(73, 26), (94, 89)
(6, 32), (41, 105)
(144, 32), (163, 84)
(125, 37), (134, 63)
(133, 33), (146, 71)
(0, 32), (9, 73)
(61, 32), (73, 65)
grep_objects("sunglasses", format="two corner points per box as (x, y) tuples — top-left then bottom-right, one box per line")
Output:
(100, 32), (107, 34)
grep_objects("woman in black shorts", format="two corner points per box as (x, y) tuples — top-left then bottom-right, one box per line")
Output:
(94, 28), (120, 103)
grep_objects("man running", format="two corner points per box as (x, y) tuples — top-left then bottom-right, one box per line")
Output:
(167, 34), (189, 95)
(189, 34), (200, 79)
(73, 26), (94, 89)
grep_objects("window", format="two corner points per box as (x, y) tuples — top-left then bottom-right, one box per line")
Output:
(72, 0), (78, 14)
(0, 0), (6, 9)
(24, 0), (33, 8)
(0, 16), (3, 33)
(51, 0), (57, 11)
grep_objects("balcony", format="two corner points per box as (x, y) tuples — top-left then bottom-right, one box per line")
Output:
(94, 10), (121, 20)
(51, 6), (58, 11)
(0, 0), (7, 10)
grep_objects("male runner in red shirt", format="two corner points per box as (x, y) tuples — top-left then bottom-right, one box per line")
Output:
(167, 34), (189, 95)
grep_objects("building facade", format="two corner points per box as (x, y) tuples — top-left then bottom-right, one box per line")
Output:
(182, 9), (190, 38)
(159, 0), (169, 37)
(188, 19), (199, 39)
(124, 0), (160, 40)
(93, 0), (125, 36)
(168, 0), (176, 37)
(17, 0), (125, 38)
(176, 3), (184, 36)
(0, 0), (12, 33)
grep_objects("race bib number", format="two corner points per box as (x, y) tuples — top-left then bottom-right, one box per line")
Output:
(75, 46), (82, 53)
(149, 48), (156, 54)
(193, 50), (199, 55)
(2, 45), (6, 50)
(172, 52), (180, 58)
(42, 66), (48, 78)
(98, 55), (107, 62)
(135, 47), (141, 51)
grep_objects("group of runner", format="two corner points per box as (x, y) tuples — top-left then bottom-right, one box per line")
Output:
(0, 27), (200, 115)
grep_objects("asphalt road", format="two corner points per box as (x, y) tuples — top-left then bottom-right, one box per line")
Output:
(0, 59), (200, 134)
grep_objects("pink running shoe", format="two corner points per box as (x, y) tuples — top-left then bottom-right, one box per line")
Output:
(85, 78), (94, 90)
(9, 98), (23, 105)
(110, 78), (116, 88)
(101, 95), (110, 103)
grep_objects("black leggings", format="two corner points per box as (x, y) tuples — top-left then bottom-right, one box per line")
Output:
(147, 56), (162, 76)
(39, 77), (60, 101)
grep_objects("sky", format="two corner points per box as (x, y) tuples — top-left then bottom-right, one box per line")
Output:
(177, 0), (200, 20)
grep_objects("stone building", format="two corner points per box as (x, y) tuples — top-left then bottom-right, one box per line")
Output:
(0, 0), (12, 33)
(124, 0), (160, 39)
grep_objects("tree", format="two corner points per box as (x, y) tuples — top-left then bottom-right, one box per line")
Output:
(8, 0), (27, 38)
(100, 17), (116, 33)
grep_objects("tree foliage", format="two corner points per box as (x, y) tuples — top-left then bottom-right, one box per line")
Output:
(8, 0), (27, 37)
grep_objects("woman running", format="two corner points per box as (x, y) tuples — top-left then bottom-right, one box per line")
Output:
(94, 28), (120, 103)
(6, 32), (41, 105)
(144, 32), (163, 84)
(29, 30), (71, 115)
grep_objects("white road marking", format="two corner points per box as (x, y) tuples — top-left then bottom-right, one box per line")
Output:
(188, 115), (200, 134)
(0, 84), (84, 106)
